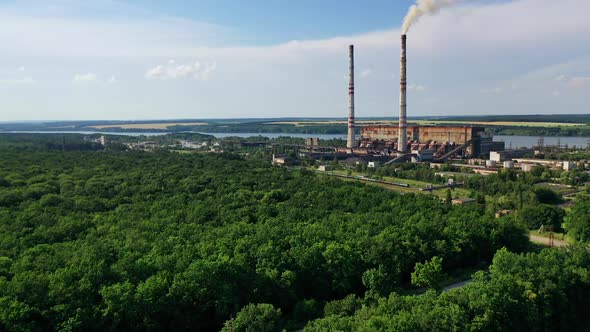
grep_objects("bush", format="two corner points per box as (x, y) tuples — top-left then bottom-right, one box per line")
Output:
(565, 197), (590, 242)
(518, 204), (564, 231)
(222, 303), (281, 332)
(411, 256), (445, 290)
(534, 187), (562, 205)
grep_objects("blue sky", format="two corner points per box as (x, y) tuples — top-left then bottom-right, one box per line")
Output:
(126, 0), (408, 44)
(0, 0), (589, 121)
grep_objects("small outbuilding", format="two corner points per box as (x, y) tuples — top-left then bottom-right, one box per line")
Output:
(451, 198), (476, 206)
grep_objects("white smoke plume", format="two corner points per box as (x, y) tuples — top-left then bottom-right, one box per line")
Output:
(402, 0), (461, 34)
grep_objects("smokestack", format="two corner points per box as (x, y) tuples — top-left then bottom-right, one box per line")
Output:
(398, 35), (408, 153)
(347, 45), (356, 150)
(402, 0), (460, 34)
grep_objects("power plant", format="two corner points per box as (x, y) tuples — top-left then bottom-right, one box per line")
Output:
(337, 34), (504, 161)
(298, 2), (506, 164)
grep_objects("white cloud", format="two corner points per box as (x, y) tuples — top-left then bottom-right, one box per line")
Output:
(73, 73), (98, 83)
(360, 69), (373, 79)
(552, 73), (590, 88)
(0, 77), (36, 85)
(145, 60), (217, 80)
(73, 73), (119, 84)
(0, 14), (228, 58)
(479, 83), (519, 95)
(1, 0), (590, 120)
(569, 77), (590, 88)
(480, 87), (503, 94)
(17, 66), (25, 71)
(407, 0), (590, 58)
(1, 0), (587, 61)
(408, 84), (426, 91)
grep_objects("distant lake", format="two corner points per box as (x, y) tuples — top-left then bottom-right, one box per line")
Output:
(194, 132), (347, 140)
(1, 130), (347, 140)
(494, 135), (590, 149)
(4, 131), (590, 149)
(1, 130), (167, 137)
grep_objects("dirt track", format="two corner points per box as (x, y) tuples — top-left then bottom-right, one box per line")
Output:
(529, 234), (568, 247)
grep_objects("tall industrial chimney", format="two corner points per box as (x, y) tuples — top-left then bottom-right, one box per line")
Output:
(347, 45), (356, 150)
(398, 35), (408, 153)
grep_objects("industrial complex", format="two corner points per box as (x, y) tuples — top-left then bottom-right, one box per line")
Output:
(323, 35), (506, 163)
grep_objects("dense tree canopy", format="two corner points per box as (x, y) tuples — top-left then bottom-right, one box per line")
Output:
(0, 147), (529, 331)
(306, 246), (590, 331)
(565, 195), (590, 242)
(517, 204), (565, 231)
(411, 256), (445, 290)
(221, 303), (282, 332)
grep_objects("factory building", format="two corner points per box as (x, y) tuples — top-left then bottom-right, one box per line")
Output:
(361, 125), (483, 143)
(490, 149), (534, 162)
(358, 125), (503, 158)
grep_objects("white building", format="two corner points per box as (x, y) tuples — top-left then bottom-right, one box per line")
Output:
(411, 149), (434, 162)
(563, 161), (576, 171)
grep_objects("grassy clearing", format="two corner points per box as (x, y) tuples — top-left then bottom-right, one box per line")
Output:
(265, 120), (396, 126)
(529, 230), (572, 243)
(332, 176), (420, 195)
(171, 150), (199, 154)
(331, 170), (427, 187)
(266, 120), (584, 128)
(326, 169), (471, 199)
(409, 120), (584, 127)
(431, 187), (472, 200)
(90, 122), (208, 129)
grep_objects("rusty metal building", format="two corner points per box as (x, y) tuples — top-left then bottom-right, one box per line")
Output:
(359, 125), (503, 157)
(361, 125), (484, 143)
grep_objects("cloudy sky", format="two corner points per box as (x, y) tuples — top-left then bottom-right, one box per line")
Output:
(0, 0), (588, 121)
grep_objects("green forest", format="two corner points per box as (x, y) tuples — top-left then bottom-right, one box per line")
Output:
(0, 135), (589, 331)
(306, 246), (590, 331)
(3, 114), (590, 137)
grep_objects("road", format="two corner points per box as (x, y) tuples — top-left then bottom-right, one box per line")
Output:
(428, 234), (569, 294)
(529, 234), (569, 247)
(443, 279), (472, 292)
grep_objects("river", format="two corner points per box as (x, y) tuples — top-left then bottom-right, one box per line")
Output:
(494, 135), (590, 149)
(1, 130), (346, 140)
(3, 131), (590, 148)
(1, 130), (168, 137)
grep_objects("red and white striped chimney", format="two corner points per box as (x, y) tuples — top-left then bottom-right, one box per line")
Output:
(347, 45), (356, 150)
(398, 35), (408, 153)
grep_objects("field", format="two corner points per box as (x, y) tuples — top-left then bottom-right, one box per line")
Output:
(89, 122), (208, 129)
(410, 120), (585, 128)
(265, 120), (396, 126)
(328, 169), (472, 199)
(2, 115), (588, 137)
(266, 119), (584, 128)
